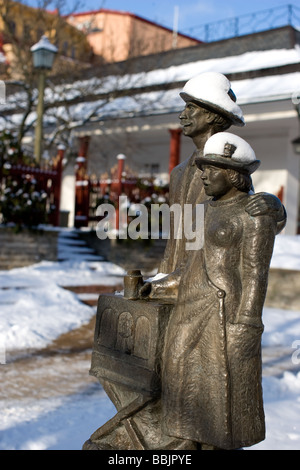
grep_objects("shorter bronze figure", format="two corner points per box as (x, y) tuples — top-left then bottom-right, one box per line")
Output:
(161, 132), (278, 450)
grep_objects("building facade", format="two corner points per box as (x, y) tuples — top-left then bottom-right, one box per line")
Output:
(1, 10), (299, 235)
(57, 26), (300, 235)
(66, 9), (201, 64)
(0, 0), (92, 78)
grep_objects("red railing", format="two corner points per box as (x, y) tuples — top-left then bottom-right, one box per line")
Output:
(0, 146), (64, 227)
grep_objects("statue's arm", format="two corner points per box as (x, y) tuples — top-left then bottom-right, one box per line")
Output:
(235, 214), (277, 327)
(245, 192), (286, 235)
(157, 169), (177, 274)
(158, 214), (175, 273)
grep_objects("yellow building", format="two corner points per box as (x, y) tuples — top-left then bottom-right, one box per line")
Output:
(67, 9), (201, 64)
(0, 0), (93, 77)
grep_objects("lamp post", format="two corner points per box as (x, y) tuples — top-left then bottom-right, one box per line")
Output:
(31, 35), (57, 164)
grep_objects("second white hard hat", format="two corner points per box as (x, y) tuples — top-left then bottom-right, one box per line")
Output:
(195, 132), (260, 174)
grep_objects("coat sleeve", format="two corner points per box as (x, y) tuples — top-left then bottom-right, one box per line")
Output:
(158, 167), (179, 274)
(235, 214), (277, 327)
(276, 204), (287, 234)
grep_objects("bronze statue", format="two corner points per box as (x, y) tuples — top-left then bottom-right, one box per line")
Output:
(83, 72), (286, 451)
(145, 72), (286, 299)
(161, 132), (277, 450)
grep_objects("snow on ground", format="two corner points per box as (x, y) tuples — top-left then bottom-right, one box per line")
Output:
(0, 259), (125, 352)
(0, 384), (117, 451)
(252, 372), (300, 450)
(0, 234), (300, 450)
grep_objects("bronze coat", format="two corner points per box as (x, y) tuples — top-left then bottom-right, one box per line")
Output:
(159, 152), (205, 274)
(161, 194), (277, 449)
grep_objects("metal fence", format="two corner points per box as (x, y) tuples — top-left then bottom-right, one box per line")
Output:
(187, 4), (300, 42)
(0, 149), (64, 228)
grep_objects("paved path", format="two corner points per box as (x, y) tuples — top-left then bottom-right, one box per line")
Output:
(0, 312), (96, 401)
(1, 230), (300, 415)
(2, 310), (300, 405)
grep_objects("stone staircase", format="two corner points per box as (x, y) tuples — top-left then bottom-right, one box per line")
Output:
(1, 227), (299, 311)
(78, 231), (167, 276)
(57, 230), (104, 264)
(57, 231), (124, 307)
(0, 227), (58, 270)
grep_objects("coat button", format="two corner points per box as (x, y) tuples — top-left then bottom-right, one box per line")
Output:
(217, 290), (226, 298)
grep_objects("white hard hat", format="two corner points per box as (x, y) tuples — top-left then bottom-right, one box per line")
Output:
(195, 132), (260, 174)
(180, 72), (245, 127)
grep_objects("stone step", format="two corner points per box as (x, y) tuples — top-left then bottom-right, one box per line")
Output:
(64, 283), (123, 306)
(63, 283), (123, 295)
(77, 293), (100, 307)
(0, 260), (44, 270)
(0, 249), (45, 257)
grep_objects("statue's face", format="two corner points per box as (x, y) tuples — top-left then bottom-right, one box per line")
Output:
(200, 165), (233, 200)
(179, 101), (212, 137)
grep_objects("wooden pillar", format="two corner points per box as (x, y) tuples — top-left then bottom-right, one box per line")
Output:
(52, 144), (65, 227)
(168, 128), (182, 174)
(75, 135), (91, 228)
(116, 154), (126, 197)
(78, 135), (90, 164)
(116, 154), (126, 232)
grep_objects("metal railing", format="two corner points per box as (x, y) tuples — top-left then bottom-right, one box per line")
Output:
(186, 4), (300, 42)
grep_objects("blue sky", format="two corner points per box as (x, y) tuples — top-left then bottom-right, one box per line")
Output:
(69, 0), (295, 33)
(26, 1), (298, 40)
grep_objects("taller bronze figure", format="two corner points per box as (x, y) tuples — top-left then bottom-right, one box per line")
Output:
(146, 72), (285, 299)
(83, 72), (286, 451)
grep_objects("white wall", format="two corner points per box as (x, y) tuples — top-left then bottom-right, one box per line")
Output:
(71, 99), (300, 233)
(60, 163), (75, 227)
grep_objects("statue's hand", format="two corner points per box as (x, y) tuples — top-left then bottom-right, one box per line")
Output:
(139, 272), (180, 301)
(245, 192), (283, 217)
(139, 281), (152, 298)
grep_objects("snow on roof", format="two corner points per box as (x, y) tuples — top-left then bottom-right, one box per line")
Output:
(50, 72), (300, 117)
(1, 72), (299, 132)
(131, 47), (300, 90)
(2, 46), (300, 113)
(1, 46), (300, 129)
(52, 46), (300, 102)
(233, 72), (300, 105)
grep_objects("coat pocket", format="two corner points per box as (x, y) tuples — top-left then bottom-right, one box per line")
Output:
(226, 322), (264, 360)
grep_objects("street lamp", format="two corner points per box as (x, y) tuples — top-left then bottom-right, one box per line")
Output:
(31, 35), (57, 164)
